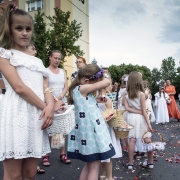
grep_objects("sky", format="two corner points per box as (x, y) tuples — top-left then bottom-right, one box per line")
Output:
(89, 0), (180, 70)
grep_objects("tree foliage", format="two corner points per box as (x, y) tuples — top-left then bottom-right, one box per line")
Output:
(33, 8), (84, 67)
(160, 57), (177, 83)
(34, 11), (47, 66)
(108, 63), (152, 88)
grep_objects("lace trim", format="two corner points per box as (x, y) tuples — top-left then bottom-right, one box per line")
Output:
(0, 48), (49, 78)
(0, 150), (51, 161)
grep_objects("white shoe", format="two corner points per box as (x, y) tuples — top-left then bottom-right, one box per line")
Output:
(126, 163), (133, 170)
(139, 160), (154, 169)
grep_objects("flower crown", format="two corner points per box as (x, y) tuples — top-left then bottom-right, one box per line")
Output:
(10, 4), (18, 12)
(89, 69), (104, 80)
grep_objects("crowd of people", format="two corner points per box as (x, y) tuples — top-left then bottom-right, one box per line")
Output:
(0, 4), (180, 180)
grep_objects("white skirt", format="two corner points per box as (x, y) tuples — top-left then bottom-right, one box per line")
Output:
(101, 124), (122, 162)
(126, 113), (151, 138)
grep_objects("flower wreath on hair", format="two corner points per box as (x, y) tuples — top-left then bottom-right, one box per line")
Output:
(10, 4), (18, 12)
(89, 69), (104, 80)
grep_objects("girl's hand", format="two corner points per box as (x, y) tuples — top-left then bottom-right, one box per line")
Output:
(96, 96), (107, 103)
(39, 103), (54, 130)
(138, 110), (143, 115)
(148, 124), (153, 132)
(54, 100), (65, 112)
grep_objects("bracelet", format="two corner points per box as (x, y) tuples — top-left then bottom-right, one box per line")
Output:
(44, 87), (58, 101)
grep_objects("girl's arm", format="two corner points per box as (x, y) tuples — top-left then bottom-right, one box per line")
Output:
(140, 92), (152, 131)
(57, 70), (68, 100)
(0, 57), (46, 109)
(80, 78), (110, 97)
(124, 97), (142, 114)
(105, 97), (112, 109)
(40, 78), (55, 129)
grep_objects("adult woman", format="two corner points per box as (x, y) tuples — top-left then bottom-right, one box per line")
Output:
(165, 78), (180, 121)
(71, 57), (86, 82)
(43, 50), (70, 165)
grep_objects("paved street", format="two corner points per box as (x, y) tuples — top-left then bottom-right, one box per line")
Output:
(1, 103), (180, 179)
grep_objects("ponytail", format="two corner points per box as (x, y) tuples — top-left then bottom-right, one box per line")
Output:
(68, 75), (80, 104)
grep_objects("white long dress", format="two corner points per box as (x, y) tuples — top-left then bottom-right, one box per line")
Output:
(117, 88), (128, 121)
(0, 48), (51, 161)
(98, 102), (122, 162)
(154, 92), (169, 123)
(146, 98), (156, 122)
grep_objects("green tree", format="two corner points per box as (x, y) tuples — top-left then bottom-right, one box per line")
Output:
(160, 57), (177, 83)
(46, 8), (84, 67)
(34, 10), (47, 65)
(151, 68), (161, 96)
(33, 8), (84, 67)
(108, 63), (152, 86)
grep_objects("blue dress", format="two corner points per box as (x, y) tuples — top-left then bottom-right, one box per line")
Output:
(67, 86), (115, 162)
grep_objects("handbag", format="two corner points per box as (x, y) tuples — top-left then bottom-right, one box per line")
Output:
(51, 134), (65, 149)
(166, 98), (172, 104)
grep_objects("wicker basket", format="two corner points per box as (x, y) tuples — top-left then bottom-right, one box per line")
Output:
(47, 105), (75, 136)
(114, 123), (134, 139)
(107, 109), (126, 127)
(141, 130), (166, 151)
(102, 108), (116, 122)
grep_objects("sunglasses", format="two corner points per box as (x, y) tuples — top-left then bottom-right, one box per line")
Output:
(75, 61), (83, 64)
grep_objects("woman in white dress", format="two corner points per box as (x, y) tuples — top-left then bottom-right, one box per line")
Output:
(0, 5), (62, 179)
(154, 86), (169, 124)
(42, 50), (71, 165)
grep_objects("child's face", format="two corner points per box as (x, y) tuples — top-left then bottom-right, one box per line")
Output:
(160, 88), (164, 92)
(11, 15), (33, 50)
(27, 45), (36, 56)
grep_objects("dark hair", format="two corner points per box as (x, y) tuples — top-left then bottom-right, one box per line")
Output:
(68, 64), (102, 104)
(26, 41), (36, 48)
(49, 50), (63, 58)
(0, 4), (33, 49)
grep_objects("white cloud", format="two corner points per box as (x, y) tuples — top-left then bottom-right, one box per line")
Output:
(89, 0), (180, 70)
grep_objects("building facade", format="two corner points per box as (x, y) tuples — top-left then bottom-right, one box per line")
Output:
(0, 0), (89, 84)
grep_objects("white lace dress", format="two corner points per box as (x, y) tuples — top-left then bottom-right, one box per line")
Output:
(0, 48), (51, 161)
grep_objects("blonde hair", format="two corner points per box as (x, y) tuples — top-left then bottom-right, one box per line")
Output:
(0, 4), (33, 49)
(127, 71), (144, 99)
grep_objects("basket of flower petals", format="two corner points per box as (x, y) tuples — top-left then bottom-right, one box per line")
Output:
(113, 122), (134, 139)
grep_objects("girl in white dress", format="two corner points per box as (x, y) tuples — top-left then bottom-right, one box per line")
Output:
(154, 86), (169, 124)
(116, 74), (129, 152)
(124, 71), (153, 170)
(98, 76), (122, 180)
(0, 4), (62, 180)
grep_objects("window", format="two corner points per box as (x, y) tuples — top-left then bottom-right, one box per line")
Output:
(26, 0), (43, 12)
(0, 0), (4, 4)
(79, 0), (85, 4)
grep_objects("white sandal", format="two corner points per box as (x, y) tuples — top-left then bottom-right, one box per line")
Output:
(126, 163), (133, 170)
(139, 160), (154, 169)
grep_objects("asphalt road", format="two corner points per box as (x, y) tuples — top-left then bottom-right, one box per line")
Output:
(1, 103), (180, 180)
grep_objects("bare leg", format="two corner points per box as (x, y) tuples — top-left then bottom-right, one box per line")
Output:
(79, 163), (89, 180)
(100, 163), (106, 177)
(128, 138), (136, 164)
(3, 158), (23, 180)
(104, 159), (113, 180)
(80, 161), (100, 180)
(147, 151), (153, 164)
(21, 158), (39, 180)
